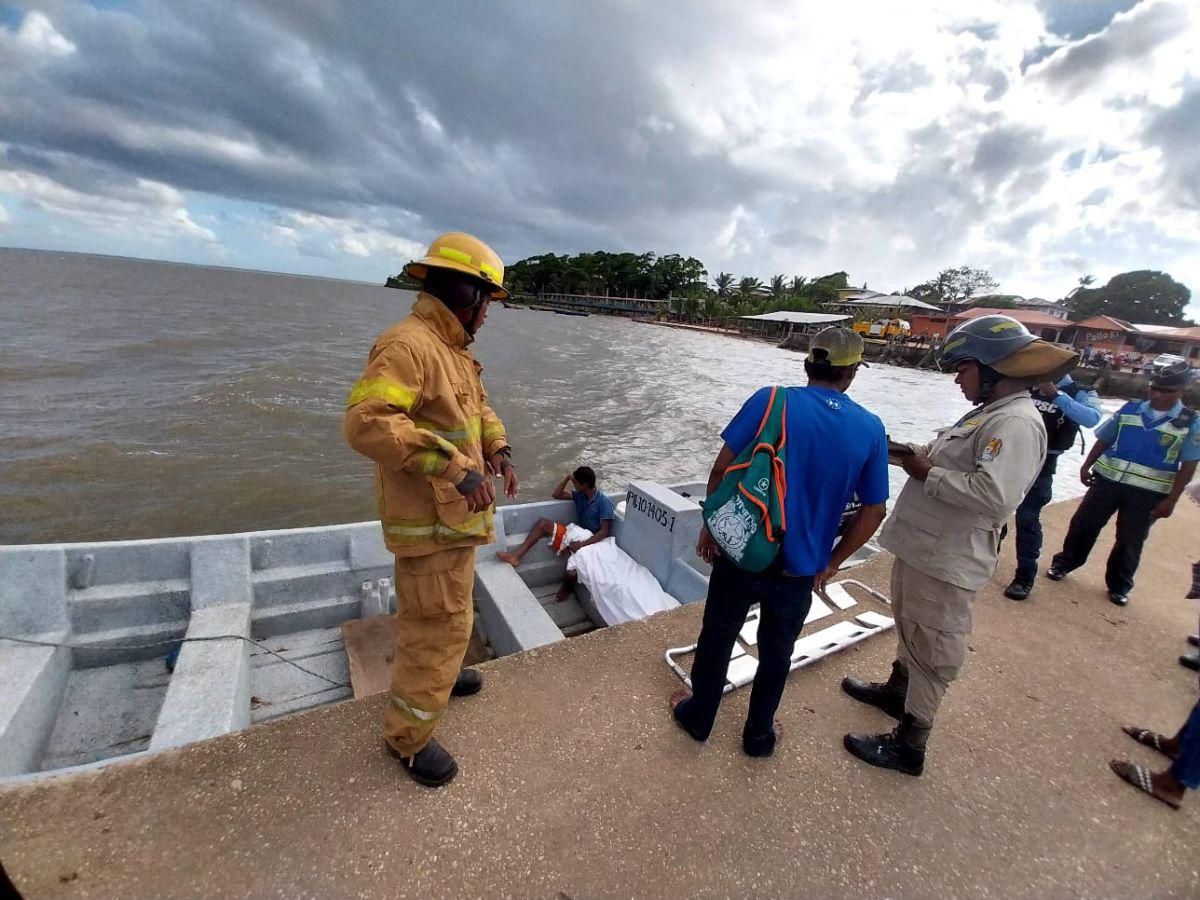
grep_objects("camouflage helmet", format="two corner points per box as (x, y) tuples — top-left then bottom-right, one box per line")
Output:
(937, 314), (1079, 381)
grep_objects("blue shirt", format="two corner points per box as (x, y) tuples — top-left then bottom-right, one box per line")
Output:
(1096, 400), (1200, 463)
(721, 385), (889, 576)
(573, 490), (616, 533)
(1046, 377), (1102, 456)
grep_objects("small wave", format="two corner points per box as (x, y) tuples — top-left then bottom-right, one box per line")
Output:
(0, 362), (94, 382)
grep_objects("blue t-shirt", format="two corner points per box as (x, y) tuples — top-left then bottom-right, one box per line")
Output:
(573, 490), (616, 533)
(721, 385), (889, 576)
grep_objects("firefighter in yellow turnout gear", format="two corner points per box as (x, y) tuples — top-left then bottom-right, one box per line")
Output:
(345, 232), (518, 787)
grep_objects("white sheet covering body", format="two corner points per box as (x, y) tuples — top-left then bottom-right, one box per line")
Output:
(559, 523), (680, 625)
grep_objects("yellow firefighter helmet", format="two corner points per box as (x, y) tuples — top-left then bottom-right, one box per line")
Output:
(403, 232), (510, 299)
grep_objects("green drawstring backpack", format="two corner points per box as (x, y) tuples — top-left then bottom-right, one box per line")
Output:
(701, 386), (788, 572)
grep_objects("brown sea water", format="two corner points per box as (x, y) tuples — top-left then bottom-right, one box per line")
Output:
(0, 248), (1109, 545)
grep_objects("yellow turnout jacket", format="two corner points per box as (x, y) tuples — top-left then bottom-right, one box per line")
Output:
(345, 293), (509, 557)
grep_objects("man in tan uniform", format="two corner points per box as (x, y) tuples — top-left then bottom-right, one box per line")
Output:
(842, 315), (1078, 776)
(345, 232), (517, 787)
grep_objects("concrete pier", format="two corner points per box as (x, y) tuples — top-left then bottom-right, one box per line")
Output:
(2, 497), (1197, 897)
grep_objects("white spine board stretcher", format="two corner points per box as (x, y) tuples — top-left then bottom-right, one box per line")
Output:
(665, 579), (893, 693)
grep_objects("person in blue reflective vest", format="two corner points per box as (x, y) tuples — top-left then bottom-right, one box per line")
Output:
(1048, 361), (1199, 605)
(1003, 372), (1101, 600)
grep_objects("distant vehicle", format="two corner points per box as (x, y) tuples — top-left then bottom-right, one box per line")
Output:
(852, 317), (910, 338)
(1151, 352), (1188, 370)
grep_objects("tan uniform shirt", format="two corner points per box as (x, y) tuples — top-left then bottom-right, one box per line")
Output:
(879, 392), (1047, 630)
(344, 293), (509, 558)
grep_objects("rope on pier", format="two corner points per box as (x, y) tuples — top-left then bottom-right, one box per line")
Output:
(0, 633), (351, 689)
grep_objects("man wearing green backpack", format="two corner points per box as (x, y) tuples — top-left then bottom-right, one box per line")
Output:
(670, 327), (890, 757)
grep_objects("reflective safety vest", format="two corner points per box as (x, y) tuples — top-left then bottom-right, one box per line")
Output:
(1094, 401), (1195, 494)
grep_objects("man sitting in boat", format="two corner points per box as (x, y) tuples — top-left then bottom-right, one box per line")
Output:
(496, 466), (616, 600)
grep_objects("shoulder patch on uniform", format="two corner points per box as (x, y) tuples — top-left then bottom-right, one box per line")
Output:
(980, 437), (1003, 462)
(963, 418), (982, 428)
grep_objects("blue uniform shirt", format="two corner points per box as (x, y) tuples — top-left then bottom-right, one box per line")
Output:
(1095, 400), (1200, 463)
(573, 490), (616, 533)
(721, 385), (889, 576)
(1046, 376), (1101, 456)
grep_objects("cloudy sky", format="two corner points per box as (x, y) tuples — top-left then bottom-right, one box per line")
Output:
(1, 0), (1198, 315)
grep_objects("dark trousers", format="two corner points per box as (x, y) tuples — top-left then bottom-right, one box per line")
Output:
(1052, 476), (1161, 596)
(674, 556), (813, 754)
(1014, 454), (1059, 583)
(1170, 699), (1200, 790)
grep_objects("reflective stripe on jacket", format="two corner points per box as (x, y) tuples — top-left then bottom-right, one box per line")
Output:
(1094, 401), (1190, 494)
(344, 293), (509, 557)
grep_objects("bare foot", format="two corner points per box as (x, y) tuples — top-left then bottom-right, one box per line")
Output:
(495, 551), (520, 567)
(669, 688), (690, 714)
(555, 586), (574, 602)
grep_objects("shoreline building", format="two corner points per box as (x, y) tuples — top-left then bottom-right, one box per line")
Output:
(1069, 315), (1200, 365)
(909, 307), (1072, 343)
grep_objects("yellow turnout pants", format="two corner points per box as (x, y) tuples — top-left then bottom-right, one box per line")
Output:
(384, 547), (476, 756)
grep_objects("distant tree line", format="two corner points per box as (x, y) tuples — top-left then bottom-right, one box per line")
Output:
(1065, 270), (1192, 326)
(504, 252), (707, 301)
(904, 266), (999, 306)
(503, 251), (852, 318)
(390, 252), (1194, 326)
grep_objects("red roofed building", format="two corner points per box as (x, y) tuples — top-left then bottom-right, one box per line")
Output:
(1070, 316), (1200, 366)
(909, 307), (1072, 342)
(1071, 315), (1135, 354)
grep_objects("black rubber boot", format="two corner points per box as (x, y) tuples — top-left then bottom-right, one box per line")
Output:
(451, 668), (483, 697)
(841, 660), (908, 720)
(843, 713), (930, 777)
(396, 738), (459, 787)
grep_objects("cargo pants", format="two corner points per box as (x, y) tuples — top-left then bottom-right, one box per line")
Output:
(384, 546), (476, 757)
(889, 559), (972, 727)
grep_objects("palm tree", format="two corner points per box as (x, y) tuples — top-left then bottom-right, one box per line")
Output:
(769, 274), (786, 299)
(714, 272), (735, 299)
(737, 276), (762, 306)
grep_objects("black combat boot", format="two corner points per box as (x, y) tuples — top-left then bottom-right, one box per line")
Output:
(1003, 578), (1033, 601)
(841, 660), (908, 720)
(396, 737), (459, 787)
(843, 713), (930, 777)
(451, 668), (483, 697)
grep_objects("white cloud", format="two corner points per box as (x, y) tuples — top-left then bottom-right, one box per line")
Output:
(5, 10), (76, 58)
(0, 169), (217, 244)
(0, 0), (1198, 316)
(270, 210), (424, 264)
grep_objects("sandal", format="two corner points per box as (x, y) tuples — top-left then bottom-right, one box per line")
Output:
(1109, 760), (1182, 810)
(1122, 725), (1178, 760)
